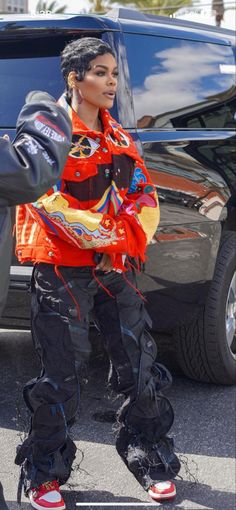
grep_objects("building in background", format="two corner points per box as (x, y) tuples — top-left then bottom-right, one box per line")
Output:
(0, 0), (28, 13)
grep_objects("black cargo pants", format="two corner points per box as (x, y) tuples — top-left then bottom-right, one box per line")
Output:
(15, 263), (178, 493)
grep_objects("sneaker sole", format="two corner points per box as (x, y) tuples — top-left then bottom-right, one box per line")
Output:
(29, 494), (66, 510)
(148, 486), (176, 501)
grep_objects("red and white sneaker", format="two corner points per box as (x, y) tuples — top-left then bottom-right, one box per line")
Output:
(29, 480), (66, 510)
(148, 480), (176, 501)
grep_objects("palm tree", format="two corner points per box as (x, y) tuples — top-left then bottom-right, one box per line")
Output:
(88, 0), (192, 16)
(36, 1), (67, 14)
(88, 0), (106, 12)
(212, 0), (224, 26)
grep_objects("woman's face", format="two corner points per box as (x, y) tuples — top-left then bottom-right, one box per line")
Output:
(71, 53), (118, 110)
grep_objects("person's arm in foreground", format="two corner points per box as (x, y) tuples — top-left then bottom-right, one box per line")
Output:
(0, 91), (72, 206)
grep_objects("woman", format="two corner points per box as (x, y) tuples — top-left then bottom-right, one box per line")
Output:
(15, 38), (180, 510)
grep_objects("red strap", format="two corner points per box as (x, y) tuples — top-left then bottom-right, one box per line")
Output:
(54, 265), (81, 321)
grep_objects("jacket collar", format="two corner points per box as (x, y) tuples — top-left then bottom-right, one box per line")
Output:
(58, 93), (142, 163)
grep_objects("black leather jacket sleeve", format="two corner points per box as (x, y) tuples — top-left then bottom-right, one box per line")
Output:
(0, 91), (72, 206)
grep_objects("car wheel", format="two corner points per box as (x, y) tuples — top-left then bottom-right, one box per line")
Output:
(175, 231), (236, 385)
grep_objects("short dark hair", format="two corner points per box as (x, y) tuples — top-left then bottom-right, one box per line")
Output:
(61, 37), (116, 101)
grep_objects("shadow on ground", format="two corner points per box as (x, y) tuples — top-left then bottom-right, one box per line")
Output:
(3, 482), (236, 510)
(64, 481), (236, 509)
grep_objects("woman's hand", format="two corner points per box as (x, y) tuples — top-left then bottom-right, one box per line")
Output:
(96, 253), (113, 272)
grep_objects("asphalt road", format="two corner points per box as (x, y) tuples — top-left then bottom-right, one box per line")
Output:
(0, 329), (235, 510)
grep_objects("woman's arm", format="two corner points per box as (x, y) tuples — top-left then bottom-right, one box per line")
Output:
(26, 159), (159, 262)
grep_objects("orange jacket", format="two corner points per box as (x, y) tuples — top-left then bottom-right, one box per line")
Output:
(16, 95), (160, 270)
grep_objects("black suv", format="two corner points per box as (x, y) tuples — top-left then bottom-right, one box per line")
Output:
(0, 8), (235, 384)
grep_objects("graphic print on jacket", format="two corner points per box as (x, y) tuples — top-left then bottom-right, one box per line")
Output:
(16, 95), (160, 270)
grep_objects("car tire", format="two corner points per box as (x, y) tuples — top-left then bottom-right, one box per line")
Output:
(175, 231), (236, 385)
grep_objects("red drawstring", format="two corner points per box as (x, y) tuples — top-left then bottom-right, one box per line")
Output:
(54, 265), (81, 320)
(54, 265), (143, 322)
(122, 268), (146, 303)
(92, 268), (115, 299)
(126, 258), (141, 273)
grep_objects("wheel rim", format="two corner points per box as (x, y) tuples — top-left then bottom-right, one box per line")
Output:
(225, 271), (236, 359)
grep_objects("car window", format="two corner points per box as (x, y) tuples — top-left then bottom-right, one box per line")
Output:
(0, 55), (64, 127)
(0, 37), (68, 128)
(124, 33), (236, 129)
(173, 100), (236, 129)
(0, 34), (117, 128)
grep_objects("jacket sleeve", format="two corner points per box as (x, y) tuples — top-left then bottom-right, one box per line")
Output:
(119, 159), (160, 244)
(27, 160), (159, 262)
(100, 159), (160, 260)
(0, 91), (72, 207)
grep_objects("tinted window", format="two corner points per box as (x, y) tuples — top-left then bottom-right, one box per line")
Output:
(0, 37), (67, 128)
(0, 55), (64, 127)
(173, 99), (236, 129)
(124, 33), (236, 129)
(0, 34), (117, 128)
